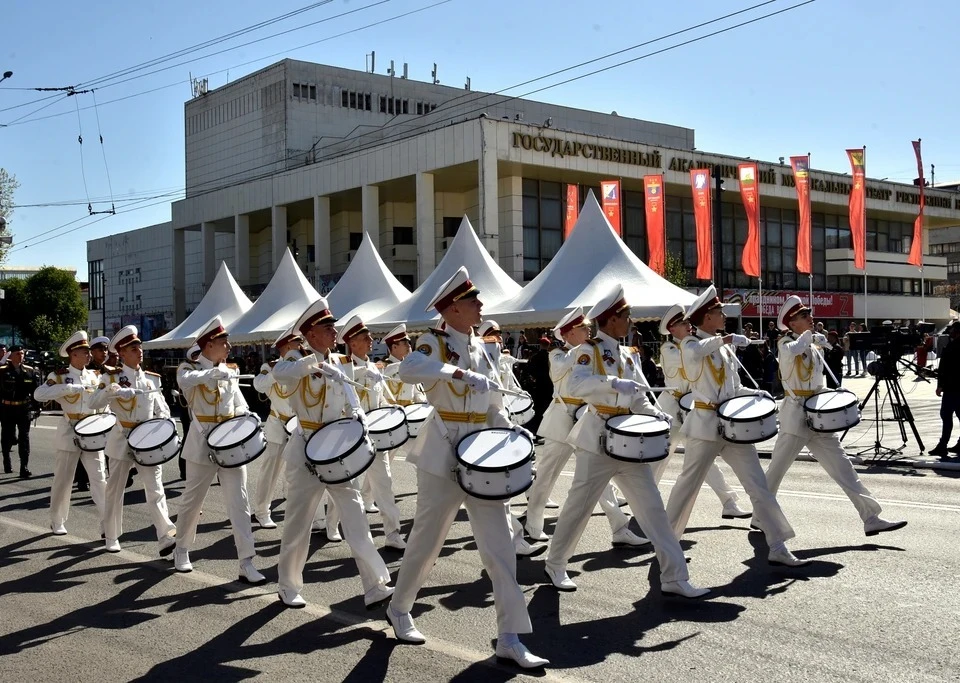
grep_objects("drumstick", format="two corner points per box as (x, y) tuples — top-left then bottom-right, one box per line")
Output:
(493, 386), (529, 399)
(318, 364), (366, 390)
(727, 351), (762, 391)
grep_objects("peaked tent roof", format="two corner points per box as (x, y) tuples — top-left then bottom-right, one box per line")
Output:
(327, 232), (412, 323)
(143, 261), (253, 349)
(227, 248), (322, 344)
(368, 216), (522, 331)
(486, 191), (696, 327)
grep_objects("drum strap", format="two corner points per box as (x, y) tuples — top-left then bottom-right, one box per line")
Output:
(300, 419), (325, 431)
(694, 401), (718, 411)
(593, 405), (631, 417)
(270, 409), (293, 421)
(67, 412), (94, 420)
(120, 419), (139, 429)
(436, 409), (486, 423)
(559, 396), (584, 406)
(792, 389), (815, 397)
(196, 414), (235, 424)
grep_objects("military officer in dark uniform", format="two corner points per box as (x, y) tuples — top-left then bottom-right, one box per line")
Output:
(0, 345), (41, 477)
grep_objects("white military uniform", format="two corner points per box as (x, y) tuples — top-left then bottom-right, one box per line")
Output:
(545, 331), (689, 585)
(383, 354), (426, 406)
(392, 325), (532, 636)
(34, 362), (107, 530)
(652, 339), (742, 507)
(272, 349), (391, 598)
(768, 329), (883, 520)
(175, 354), (257, 561)
(665, 328), (795, 544)
(90, 363), (176, 545)
(526, 343), (629, 539)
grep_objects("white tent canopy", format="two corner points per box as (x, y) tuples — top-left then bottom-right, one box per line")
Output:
(327, 232), (412, 323)
(368, 216), (522, 331)
(143, 262), (253, 349)
(226, 248), (322, 345)
(486, 191), (696, 327)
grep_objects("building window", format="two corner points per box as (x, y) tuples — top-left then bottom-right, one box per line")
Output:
(442, 217), (460, 239)
(393, 226), (414, 245)
(310, 85), (317, 101)
(364, 93), (371, 111)
(522, 179), (563, 281)
(379, 96), (387, 113)
(388, 98), (394, 115)
(416, 102), (423, 115)
(349, 232), (363, 250)
(349, 92), (357, 109)
(341, 91), (349, 107)
(88, 260), (103, 310)
(396, 273), (415, 290)
(293, 83), (301, 98)
(401, 99), (409, 114)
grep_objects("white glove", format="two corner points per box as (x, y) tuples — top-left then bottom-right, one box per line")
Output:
(611, 378), (644, 395)
(512, 424), (534, 441)
(365, 368), (384, 385)
(813, 333), (830, 346)
(460, 370), (494, 394)
(656, 412), (673, 427)
(730, 334), (750, 348)
(115, 388), (137, 400)
(64, 384), (84, 396)
(208, 367), (231, 381)
(356, 410), (368, 429)
(319, 362), (350, 384)
(757, 390), (775, 401)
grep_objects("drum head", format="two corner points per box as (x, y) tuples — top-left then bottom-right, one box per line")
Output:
(678, 392), (695, 412)
(208, 415), (260, 448)
(805, 390), (858, 411)
(128, 419), (176, 449)
(402, 403), (432, 422)
(284, 415), (300, 435)
(75, 413), (117, 435)
(504, 394), (534, 414)
(367, 406), (406, 433)
(306, 418), (365, 462)
(574, 404), (588, 420)
(456, 428), (533, 472)
(606, 413), (669, 436)
(718, 395), (776, 420)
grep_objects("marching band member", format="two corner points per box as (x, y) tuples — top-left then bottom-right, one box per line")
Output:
(768, 296), (906, 536)
(664, 285), (807, 567)
(478, 320), (526, 393)
(76, 335), (114, 491)
(338, 314), (406, 551)
(544, 285), (707, 599)
(382, 323), (426, 407)
(653, 304), (750, 519)
(34, 331), (108, 535)
(272, 298), (392, 609)
(250, 327), (305, 530)
(386, 267), (548, 669)
(524, 307), (646, 547)
(89, 326), (177, 555)
(173, 316), (266, 584)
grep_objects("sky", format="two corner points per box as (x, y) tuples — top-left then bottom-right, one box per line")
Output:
(2, 0), (958, 280)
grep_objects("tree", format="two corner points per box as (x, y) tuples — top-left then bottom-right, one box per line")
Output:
(0, 168), (19, 265)
(18, 268), (86, 352)
(664, 251), (688, 289)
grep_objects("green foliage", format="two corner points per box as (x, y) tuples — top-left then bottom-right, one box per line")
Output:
(0, 168), (18, 265)
(664, 251), (687, 288)
(2, 268), (85, 352)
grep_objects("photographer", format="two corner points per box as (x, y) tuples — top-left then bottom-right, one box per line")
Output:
(929, 322), (960, 458)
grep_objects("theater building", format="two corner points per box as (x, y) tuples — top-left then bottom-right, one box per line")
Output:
(87, 58), (960, 338)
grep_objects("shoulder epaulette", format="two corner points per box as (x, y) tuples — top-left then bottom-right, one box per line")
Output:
(330, 353), (349, 362)
(268, 359), (278, 369)
(56, 367), (70, 375)
(585, 338), (600, 346)
(225, 363), (239, 370)
(144, 371), (161, 377)
(431, 328), (449, 338)
(102, 365), (120, 374)
(629, 346), (639, 354)
(21, 363), (33, 371)
(0, 364), (7, 371)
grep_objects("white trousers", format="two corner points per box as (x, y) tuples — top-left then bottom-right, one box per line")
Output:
(525, 437), (628, 537)
(50, 448), (106, 528)
(174, 460), (256, 560)
(324, 452), (401, 537)
(391, 469), (532, 635)
(103, 458), (175, 542)
(277, 450), (390, 596)
(650, 424), (740, 505)
(253, 440), (286, 518)
(767, 431), (882, 522)
(666, 438), (795, 546)
(546, 450), (688, 583)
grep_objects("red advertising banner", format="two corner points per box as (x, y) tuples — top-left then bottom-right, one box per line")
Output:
(791, 155), (813, 274)
(644, 175), (666, 275)
(564, 184), (579, 239)
(907, 139), (924, 267)
(600, 180), (622, 235)
(724, 289), (854, 319)
(738, 162), (761, 278)
(847, 148), (867, 270)
(690, 168), (713, 281)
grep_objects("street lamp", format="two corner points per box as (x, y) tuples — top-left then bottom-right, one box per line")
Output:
(0, 71), (12, 84)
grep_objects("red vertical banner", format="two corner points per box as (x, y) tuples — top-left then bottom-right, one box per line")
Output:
(690, 168), (713, 280)
(601, 180), (622, 235)
(644, 175), (666, 275)
(738, 162), (761, 278)
(791, 155), (813, 274)
(907, 139), (924, 267)
(564, 184), (579, 239)
(847, 148), (867, 270)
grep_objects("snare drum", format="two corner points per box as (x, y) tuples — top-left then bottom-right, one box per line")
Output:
(74, 413), (117, 451)
(402, 403), (432, 437)
(127, 418), (180, 466)
(574, 404), (588, 421)
(304, 418), (375, 484)
(503, 393), (535, 426)
(455, 428), (534, 500)
(206, 414), (267, 467)
(678, 392), (695, 424)
(366, 406), (408, 451)
(716, 395), (778, 444)
(603, 414), (671, 462)
(803, 389), (861, 433)
(284, 415), (299, 435)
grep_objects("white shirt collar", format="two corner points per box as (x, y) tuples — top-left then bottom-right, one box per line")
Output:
(596, 330), (620, 348)
(445, 325), (471, 345)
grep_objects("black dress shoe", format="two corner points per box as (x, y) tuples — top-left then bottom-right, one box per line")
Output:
(19, 468), (32, 479)
(948, 443), (960, 454)
(3, 463), (11, 475)
(929, 444), (949, 457)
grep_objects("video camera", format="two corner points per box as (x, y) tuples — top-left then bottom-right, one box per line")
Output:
(848, 321), (934, 359)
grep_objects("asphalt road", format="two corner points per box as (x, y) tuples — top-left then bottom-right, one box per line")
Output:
(2, 395), (959, 682)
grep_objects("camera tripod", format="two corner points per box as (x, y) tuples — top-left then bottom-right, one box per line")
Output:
(841, 356), (925, 461)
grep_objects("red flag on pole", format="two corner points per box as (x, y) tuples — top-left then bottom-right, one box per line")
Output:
(738, 162), (761, 278)
(847, 148), (867, 271)
(690, 169), (713, 281)
(907, 140), (924, 267)
(600, 180), (622, 236)
(644, 175), (666, 275)
(791, 155), (813, 274)
(564, 184), (579, 239)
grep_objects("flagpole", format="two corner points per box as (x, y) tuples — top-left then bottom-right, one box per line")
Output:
(809, 274), (814, 314)
(921, 267), (925, 321)
(807, 153), (813, 315)
(758, 278), (763, 333)
(862, 145), (868, 327)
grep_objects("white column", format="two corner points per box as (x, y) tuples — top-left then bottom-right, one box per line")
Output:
(234, 214), (250, 285)
(201, 221), (216, 288)
(272, 205), (287, 270)
(362, 184), (380, 251)
(313, 196), (331, 275)
(415, 172), (436, 287)
(498, 175), (524, 282)
(478, 139), (499, 261)
(172, 226), (186, 323)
